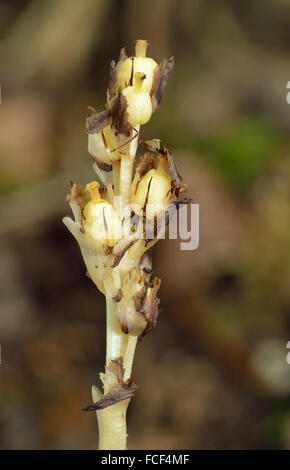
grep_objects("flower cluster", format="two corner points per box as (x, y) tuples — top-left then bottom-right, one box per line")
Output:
(63, 40), (188, 343)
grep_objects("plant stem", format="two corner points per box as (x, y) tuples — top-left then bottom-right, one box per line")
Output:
(112, 161), (120, 197)
(105, 296), (125, 371)
(94, 389), (129, 450)
(119, 126), (140, 208)
(123, 335), (138, 381)
(120, 154), (134, 208)
(95, 128), (140, 449)
(94, 297), (138, 450)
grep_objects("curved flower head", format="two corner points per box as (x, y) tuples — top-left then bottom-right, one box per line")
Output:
(63, 40), (189, 344)
(85, 40), (174, 171)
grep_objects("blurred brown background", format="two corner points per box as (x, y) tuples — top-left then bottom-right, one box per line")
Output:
(0, 0), (289, 449)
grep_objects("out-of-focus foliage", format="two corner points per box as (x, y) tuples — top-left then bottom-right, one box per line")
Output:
(0, 0), (289, 450)
(197, 116), (283, 191)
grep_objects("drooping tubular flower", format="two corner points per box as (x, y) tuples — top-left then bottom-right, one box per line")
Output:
(83, 181), (122, 248)
(63, 40), (190, 450)
(122, 72), (152, 126)
(132, 154), (172, 217)
(116, 39), (158, 93)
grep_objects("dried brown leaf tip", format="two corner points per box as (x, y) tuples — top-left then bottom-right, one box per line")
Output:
(66, 183), (88, 208)
(116, 268), (147, 336)
(111, 240), (135, 268)
(141, 138), (182, 186)
(87, 105), (97, 117)
(136, 152), (156, 177)
(83, 358), (138, 411)
(150, 56), (174, 112)
(138, 276), (161, 343)
(86, 108), (111, 135)
(110, 88), (132, 137)
(86, 85), (133, 138)
(91, 155), (112, 172)
(107, 46), (127, 101)
(107, 60), (118, 102)
(119, 47), (127, 63)
(107, 356), (125, 383)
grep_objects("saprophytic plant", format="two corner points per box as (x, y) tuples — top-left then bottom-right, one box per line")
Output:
(63, 40), (189, 450)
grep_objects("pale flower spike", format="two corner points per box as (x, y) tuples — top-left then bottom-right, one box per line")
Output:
(63, 39), (190, 450)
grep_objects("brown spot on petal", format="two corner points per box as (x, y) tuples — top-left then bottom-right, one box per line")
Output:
(112, 289), (123, 303)
(104, 246), (113, 256)
(119, 317), (129, 334)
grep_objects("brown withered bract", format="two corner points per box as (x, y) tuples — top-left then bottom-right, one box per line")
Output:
(133, 286), (147, 313)
(83, 357), (138, 411)
(111, 240), (135, 268)
(66, 183), (88, 209)
(86, 108), (111, 135)
(169, 181), (189, 200)
(141, 138), (182, 186)
(110, 88), (132, 137)
(82, 381), (138, 411)
(137, 276), (161, 343)
(150, 56), (174, 112)
(99, 186), (108, 199)
(149, 196), (192, 240)
(136, 152), (156, 177)
(87, 105), (97, 117)
(107, 60), (118, 101)
(91, 155), (113, 172)
(139, 248), (153, 282)
(107, 356), (125, 383)
(119, 47), (127, 63)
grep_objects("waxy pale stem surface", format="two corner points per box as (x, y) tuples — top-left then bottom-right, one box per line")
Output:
(123, 336), (138, 381)
(94, 297), (137, 449)
(119, 126), (140, 208)
(112, 161), (120, 197)
(105, 297), (125, 369)
(93, 385), (129, 450)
